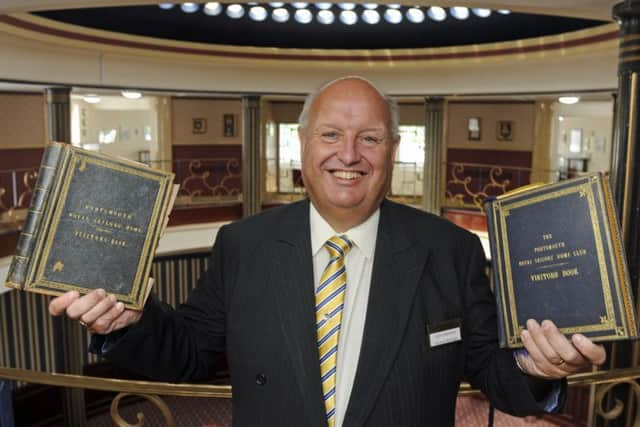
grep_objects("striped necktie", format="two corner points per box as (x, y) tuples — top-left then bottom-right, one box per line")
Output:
(315, 234), (353, 427)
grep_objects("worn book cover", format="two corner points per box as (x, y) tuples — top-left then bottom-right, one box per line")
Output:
(485, 174), (638, 348)
(5, 142), (175, 310)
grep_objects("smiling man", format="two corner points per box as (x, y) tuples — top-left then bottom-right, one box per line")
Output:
(49, 76), (605, 427)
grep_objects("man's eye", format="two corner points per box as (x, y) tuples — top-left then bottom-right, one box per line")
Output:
(361, 135), (383, 145)
(322, 132), (339, 140)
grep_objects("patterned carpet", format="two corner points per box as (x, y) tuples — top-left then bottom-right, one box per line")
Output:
(87, 395), (572, 426)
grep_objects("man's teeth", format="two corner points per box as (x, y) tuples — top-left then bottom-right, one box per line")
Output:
(333, 171), (362, 179)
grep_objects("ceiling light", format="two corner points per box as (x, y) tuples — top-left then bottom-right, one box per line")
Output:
(558, 115), (565, 121)
(450, 7), (469, 20)
(384, 8), (402, 24)
(121, 90), (142, 99)
(272, 8), (290, 22)
(317, 9), (335, 24)
(269, 2), (284, 7)
(292, 2), (309, 8)
(559, 96), (580, 105)
(387, 4), (401, 9)
(363, 3), (378, 9)
(249, 5), (268, 21)
(406, 7), (424, 23)
(315, 2), (332, 9)
(338, 3), (356, 10)
(497, 9), (511, 15)
(180, 2), (199, 13)
(204, 2), (222, 15)
(83, 95), (101, 104)
(362, 9), (380, 24)
(340, 10), (358, 25)
(158, 4), (175, 10)
(471, 8), (491, 18)
(295, 9), (313, 23)
(427, 6), (446, 21)
(226, 4), (245, 18)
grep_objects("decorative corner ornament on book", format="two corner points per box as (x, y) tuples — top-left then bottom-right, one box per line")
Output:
(4, 142), (175, 310)
(485, 173), (638, 348)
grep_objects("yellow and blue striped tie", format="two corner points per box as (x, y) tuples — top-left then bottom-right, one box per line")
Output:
(316, 235), (353, 427)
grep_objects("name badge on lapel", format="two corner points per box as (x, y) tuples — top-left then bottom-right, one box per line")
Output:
(427, 318), (462, 348)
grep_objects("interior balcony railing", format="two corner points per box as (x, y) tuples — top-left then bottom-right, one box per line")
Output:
(1, 365), (639, 426)
(443, 162), (561, 210)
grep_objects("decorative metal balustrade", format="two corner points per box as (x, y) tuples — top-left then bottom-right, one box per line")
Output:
(0, 167), (39, 228)
(0, 157), (243, 229)
(1, 366), (640, 426)
(444, 162), (560, 210)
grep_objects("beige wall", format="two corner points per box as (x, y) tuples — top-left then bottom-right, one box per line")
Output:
(0, 93), (46, 149)
(172, 98), (242, 145)
(446, 102), (536, 151)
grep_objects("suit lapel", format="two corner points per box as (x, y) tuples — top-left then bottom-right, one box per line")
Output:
(269, 200), (326, 426)
(343, 201), (431, 425)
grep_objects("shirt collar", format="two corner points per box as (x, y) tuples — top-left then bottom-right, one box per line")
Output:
(309, 202), (379, 259)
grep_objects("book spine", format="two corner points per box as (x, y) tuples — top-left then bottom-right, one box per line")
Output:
(5, 144), (66, 289)
(484, 200), (508, 347)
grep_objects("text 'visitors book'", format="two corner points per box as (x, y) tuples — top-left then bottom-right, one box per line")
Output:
(485, 174), (638, 348)
(5, 142), (175, 310)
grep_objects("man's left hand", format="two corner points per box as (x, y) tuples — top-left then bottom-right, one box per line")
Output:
(515, 319), (607, 379)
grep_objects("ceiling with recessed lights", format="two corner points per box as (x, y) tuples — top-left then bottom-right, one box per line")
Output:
(34, 3), (606, 49)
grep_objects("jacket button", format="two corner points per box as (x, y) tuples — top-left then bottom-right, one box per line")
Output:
(255, 373), (267, 385)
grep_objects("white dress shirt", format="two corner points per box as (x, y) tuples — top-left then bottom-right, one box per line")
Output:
(310, 203), (379, 427)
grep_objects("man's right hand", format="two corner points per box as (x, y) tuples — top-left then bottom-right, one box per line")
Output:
(49, 289), (143, 335)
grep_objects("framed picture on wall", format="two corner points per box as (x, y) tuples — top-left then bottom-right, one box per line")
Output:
(497, 120), (513, 141)
(223, 114), (235, 137)
(192, 118), (207, 134)
(468, 117), (481, 140)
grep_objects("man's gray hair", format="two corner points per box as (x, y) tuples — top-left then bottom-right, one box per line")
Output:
(298, 76), (399, 139)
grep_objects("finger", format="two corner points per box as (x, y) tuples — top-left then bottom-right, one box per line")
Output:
(65, 289), (107, 320)
(107, 309), (143, 334)
(80, 294), (119, 327)
(572, 334), (607, 366)
(540, 320), (585, 368)
(87, 301), (126, 334)
(49, 291), (80, 316)
(521, 329), (566, 378)
(527, 319), (566, 366)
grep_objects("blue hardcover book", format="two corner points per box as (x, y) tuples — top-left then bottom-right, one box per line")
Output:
(485, 174), (638, 348)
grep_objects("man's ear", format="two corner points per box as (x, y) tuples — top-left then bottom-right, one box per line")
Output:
(298, 127), (307, 155)
(391, 136), (400, 160)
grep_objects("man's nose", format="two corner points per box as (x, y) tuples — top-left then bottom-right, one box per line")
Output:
(337, 136), (360, 165)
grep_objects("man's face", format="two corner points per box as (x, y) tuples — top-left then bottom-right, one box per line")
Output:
(299, 79), (399, 230)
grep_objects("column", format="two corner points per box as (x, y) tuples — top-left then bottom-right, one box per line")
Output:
(45, 86), (86, 425)
(45, 87), (71, 143)
(609, 3), (640, 426)
(242, 95), (261, 217)
(531, 101), (554, 183)
(422, 97), (445, 215)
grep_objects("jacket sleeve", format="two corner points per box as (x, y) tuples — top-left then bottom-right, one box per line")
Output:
(462, 234), (567, 416)
(92, 225), (230, 382)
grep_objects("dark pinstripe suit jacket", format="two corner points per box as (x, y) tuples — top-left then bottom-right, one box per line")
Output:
(105, 199), (560, 426)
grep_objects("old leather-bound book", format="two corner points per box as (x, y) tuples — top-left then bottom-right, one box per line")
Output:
(485, 173), (638, 348)
(5, 142), (175, 310)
